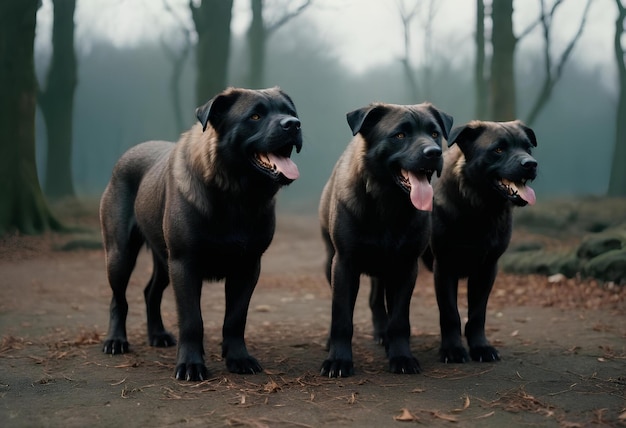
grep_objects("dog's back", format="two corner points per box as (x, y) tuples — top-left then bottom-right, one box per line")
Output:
(100, 141), (173, 249)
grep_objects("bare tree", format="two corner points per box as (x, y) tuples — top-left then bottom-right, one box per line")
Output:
(162, 0), (193, 132)
(609, 0), (626, 196)
(474, 0), (488, 118)
(421, 0), (439, 100)
(39, 0), (78, 200)
(525, 0), (593, 125)
(490, 0), (516, 121)
(190, 0), (233, 105)
(0, 0), (61, 235)
(246, 0), (313, 89)
(477, 0), (592, 123)
(397, 0), (422, 101)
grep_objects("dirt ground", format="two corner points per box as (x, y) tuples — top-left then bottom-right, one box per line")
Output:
(0, 203), (625, 427)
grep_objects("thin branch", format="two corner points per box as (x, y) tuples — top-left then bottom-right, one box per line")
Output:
(525, 0), (593, 125)
(517, 0), (565, 41)
(553, 0), (592, 81)
(396, 0), (422, 100)
(267, 0), (313, 35)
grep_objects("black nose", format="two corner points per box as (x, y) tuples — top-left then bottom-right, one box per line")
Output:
(521, 157), (537, 170)
(281, 117), (301, 132)
(423, 145), (442, 159)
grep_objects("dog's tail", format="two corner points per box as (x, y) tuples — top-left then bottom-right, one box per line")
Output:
(421, 245), (434, 272)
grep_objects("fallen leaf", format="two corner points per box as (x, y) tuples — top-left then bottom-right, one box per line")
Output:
(433, 411), (458, 422)
(452, 395), (471, 412)
(394, 408), (417, 422)
(474, 411), (495, 419)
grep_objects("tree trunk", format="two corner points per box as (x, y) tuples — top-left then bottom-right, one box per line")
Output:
(247, 0), (266, 89)
(490, 0), (516, 121)
(609, 1), (626, 196)
(191, 0), (233, 106)
(0, 0), (61, 235)
(39, 0), (77, 200)
(474, 0), (488, 119)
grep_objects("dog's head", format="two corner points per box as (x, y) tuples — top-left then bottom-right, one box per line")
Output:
(195, 87), (302, 185)
(448, 120), (538, 207)
(346, 102), (453, 211)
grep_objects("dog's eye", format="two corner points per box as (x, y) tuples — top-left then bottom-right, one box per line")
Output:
(431, 131), (439, 139)
(394, 132), (406, 139)
(494, 147), (503, 154)
(250, 113), (261, 121)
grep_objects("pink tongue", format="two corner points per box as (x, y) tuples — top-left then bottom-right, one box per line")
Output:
(407, 170), (433, 211)
(267, 153), (299, 180)
(517, 184), (536, 206)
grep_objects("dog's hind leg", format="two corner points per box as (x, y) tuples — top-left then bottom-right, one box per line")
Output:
(321, 228), (334, 285)
(466, 263), (500, 362)
(102, 222), (143, 355)
(369, 277), (388, 345)
(145, 254), (176, 347)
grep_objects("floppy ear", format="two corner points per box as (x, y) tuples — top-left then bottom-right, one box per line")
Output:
(517, 121), (537, 147)
(276, 88), (298, 115)
(195, 89), (241, 132)
(346, 104), (388, 136)
(426, 105), (454, 140)
(447, 121), (485, 153)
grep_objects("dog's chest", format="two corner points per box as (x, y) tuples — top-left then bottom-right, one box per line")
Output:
(434, 206), (512, 260)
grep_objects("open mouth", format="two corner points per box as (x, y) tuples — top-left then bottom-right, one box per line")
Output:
(253, 145), (300, 182)
(397, 168), (435, 211)
(496, 178), (536, 206)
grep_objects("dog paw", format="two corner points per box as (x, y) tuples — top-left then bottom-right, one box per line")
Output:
(226, 356), (263, 374)
(389, 356), (421, 374)
(470, 345), (500, 362)
(320, 359), (354, 378)
(439, 346), (470, 363)
(102, 339), (129, 355)
(175, 363), (210, 381)
(149, 332), (177, 348)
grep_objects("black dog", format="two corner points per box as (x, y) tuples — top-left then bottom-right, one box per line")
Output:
(319, 102), (453, 377)
(430, 120), (537, 363)
(100, 87), (302, 381)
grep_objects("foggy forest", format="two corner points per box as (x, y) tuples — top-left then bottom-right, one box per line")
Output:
(2, 2), (626, 426)
(1, 0), (625, 230)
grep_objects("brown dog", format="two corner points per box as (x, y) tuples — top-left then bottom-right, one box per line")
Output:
(429, 120), (537, 363)
(319, 102), (453, 377)
(100, 87), (302, 381)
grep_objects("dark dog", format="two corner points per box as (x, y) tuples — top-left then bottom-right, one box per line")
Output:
(100, 87), (302, 381)
(430, 120), (537, 363)
(319, 102), (453, 377)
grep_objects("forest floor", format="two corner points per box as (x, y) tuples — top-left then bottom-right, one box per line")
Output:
(0, 200), (625, 427)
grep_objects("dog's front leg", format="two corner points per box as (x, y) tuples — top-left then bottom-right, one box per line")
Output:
(383, 269), (421, 374)
(466, 262), (500, 362)
(321, 256), (360, 378)
(222, 258), (263, 374)
(170, 258), (208, 381)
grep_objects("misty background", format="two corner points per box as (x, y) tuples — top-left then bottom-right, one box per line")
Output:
(33, 0), (619, 212)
